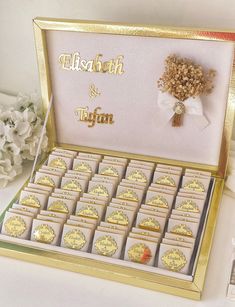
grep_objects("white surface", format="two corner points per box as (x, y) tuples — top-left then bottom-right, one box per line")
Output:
(0, 165), (235, 307)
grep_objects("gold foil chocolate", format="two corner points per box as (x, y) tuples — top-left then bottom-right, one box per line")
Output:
(48, 200), (69, 213)
(138, 217), (161, 232)
(171, 223), (193, 237)
(117, 189), (138, 202)
(95, 235), (118, 256)
(100, 166), (119, 177)
(146, 195), (169, 208)
(33, 224), (56, 244)
(127, 170), (147, 183)
(36, 175), (55, 187)
(161, 248), (187, 272)
(74, 162), (92, 173)
(176, 200), (200, 213)
(89, 184), (109, 197)
(49, 157), (67, 170)
(183, 179), (205, 192)
(128, 243), (152, 264)
(4, 216), (27, 237)
(62, 179), (82, 192)
(76, 205), (99, 219)
(156, 175), (176, 187)
(63, 229), (86, 250)
(20, 195), (41, 208)
(106, 210), (129, 226)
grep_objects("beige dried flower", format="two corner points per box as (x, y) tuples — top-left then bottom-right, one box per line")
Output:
(157, 55), (216, 101)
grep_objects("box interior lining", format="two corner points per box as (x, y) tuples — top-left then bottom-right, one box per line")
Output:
(0, 151), (215, 281)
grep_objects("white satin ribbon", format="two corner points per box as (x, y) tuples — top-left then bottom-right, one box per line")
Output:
(158, 92), (209, 129)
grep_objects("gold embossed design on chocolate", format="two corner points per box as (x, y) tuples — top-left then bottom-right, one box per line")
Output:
(20, 195), (41, 208)
(106, 210), (129, 226)
(95, 235), (118, 256)
(4, 216), (27, 237)
(74, 162), (92, 173)
(36, 175), (55, 187)
(117, 189), (138, 202)
(146, 195), (169, 208)
(161, 248), (187, 272)
(63, 229), (86, 250)
(48, 200), (69, 213)
(89, 184), (109, 197)
(128, 243), (152, 264)
(49, 157), (67, 170)
(62, 179), (82, 192)
(138, 217), (161, 232)
(183, 179), (205, 192)
(156, 175), (176, 187)
(127, 170), (147, 183)
(171, 223), (193, 237)
(33, 224), (56, 244)
(76, 205), (99, 219)
(100, 166), (119, 177)
(176, 200), (200, 213)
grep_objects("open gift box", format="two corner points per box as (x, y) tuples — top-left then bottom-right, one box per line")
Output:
(0, 17), (235, 300)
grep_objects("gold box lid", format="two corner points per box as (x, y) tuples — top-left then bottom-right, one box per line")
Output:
(33, 17), (235, 178)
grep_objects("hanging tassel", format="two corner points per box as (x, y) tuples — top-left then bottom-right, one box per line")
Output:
(172, 113), (184, 127)
(172, 101), (185, 127)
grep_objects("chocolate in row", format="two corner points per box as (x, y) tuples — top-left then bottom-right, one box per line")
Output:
(0, 148), (212, 273)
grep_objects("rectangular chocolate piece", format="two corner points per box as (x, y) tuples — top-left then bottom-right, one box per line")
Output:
(30, 219), (63, 245)
(91, 230), (125, 259)
(124, 236), (158, 266)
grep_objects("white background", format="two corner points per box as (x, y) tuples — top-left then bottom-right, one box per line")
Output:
(1, 1), (235, 306)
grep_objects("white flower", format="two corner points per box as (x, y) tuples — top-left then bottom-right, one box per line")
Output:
(0, 108), (18, 124)
(16, 92), (42, 115)
(0, 91), (48, 188)
(21, 131), (48, 160)
(5, 120), (31, 147)
(5, 142), (21, 155)
(0, 156), (20, 188)
(22, 108), (37, 124)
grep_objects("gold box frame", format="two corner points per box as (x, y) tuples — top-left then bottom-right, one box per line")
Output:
(0, 17), (235, 300)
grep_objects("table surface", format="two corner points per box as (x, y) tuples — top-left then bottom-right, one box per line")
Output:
(0, 162), (235, 307)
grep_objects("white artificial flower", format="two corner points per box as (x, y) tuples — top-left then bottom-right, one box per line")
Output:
(17, 92), (42, 115)
(0, 108), (17, 124)
(0, 91), (48, 188)
(0, 155), (19, 188)
(5, 120), (31, 147)
(2, 141), (21, 156)
(21, 131), (48, 160)
(22, 108), (37, 125)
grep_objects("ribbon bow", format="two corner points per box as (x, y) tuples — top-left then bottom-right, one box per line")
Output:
(158, 92), (209, 129)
